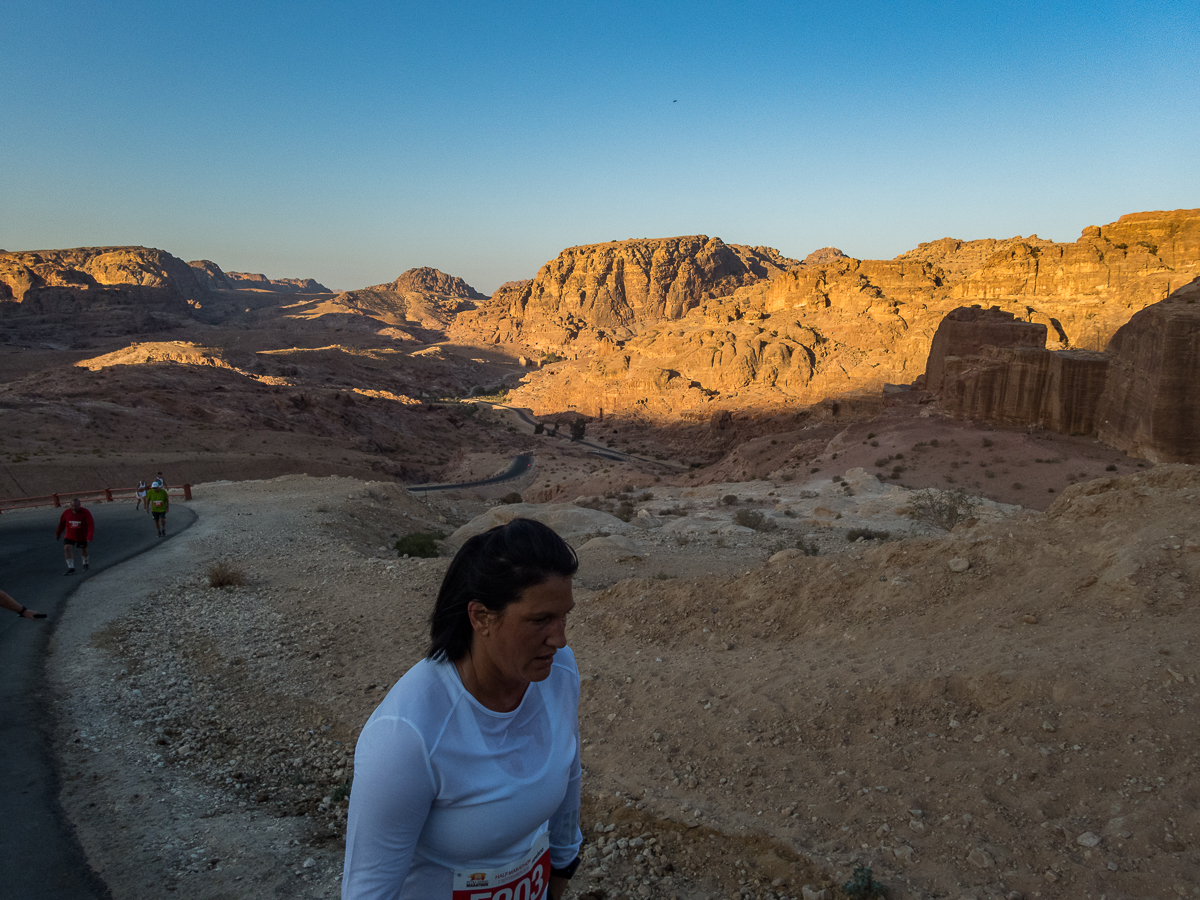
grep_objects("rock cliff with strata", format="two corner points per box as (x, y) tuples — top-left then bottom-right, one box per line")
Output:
(493, 209), (1200, 420)
(450, 236), (799, 354)
(1096, 277), (1200, 463)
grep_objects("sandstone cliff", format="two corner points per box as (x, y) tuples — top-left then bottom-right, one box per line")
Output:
(1096, 277), (1200, 463)
(450, 236), (799, 353)
(379, 267), (485, 300)
(925, 306), (1109, 435)
(293, 268), (485, 337)
(497, 209), (1200, 420)
(225, 272), (331, 293)
(1, 246), (207, 304)
(0, 246), (208, 340)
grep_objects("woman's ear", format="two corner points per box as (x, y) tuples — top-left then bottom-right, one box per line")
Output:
(467, 601), (492, 635)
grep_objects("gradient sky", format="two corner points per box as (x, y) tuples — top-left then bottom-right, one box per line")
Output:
(3, 1), (1197, 294)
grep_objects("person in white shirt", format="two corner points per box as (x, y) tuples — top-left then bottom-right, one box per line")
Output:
(342, 518), (583, 900)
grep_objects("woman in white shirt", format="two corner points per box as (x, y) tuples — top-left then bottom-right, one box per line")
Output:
(342, 518), (583, 900)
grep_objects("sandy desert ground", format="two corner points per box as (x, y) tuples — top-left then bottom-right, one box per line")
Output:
(44, 419), (1200, 900)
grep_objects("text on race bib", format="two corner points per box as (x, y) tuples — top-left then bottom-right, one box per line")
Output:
(451, 832), (550, 900)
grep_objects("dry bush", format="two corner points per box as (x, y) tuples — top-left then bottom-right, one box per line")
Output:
(907, 488), (978, 531)
(207, 562), (246, 588)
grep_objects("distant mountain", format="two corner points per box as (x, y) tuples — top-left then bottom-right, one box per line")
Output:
(372, 267), (486, 300)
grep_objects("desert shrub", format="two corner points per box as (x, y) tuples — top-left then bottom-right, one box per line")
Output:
(330, 778), (353, 803)
(867, 432), (875, 439)
(929, 439), (939, 447)
(541, 352), (564, 364)
(797, 538), (819, 556)
(846, 528), (890, 542)
(1106, 464), (1117, 471)
(870, 439), (879, 447)
(874, 457), (890, 467)
(207, 562), (246, 588)
(394, 530), (445, 558)
(653, 572), (675, 580)
(907, 488), (978, 531)
(615, 502), (635, 522)
(500, 491), (523, 504)
(720, 494), (738, 505)
(637, 492), (653, 502)
(843, 865), (887, 899)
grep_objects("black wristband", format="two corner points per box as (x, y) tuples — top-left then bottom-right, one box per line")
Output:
(550, 856), (581, 880)
(16, 605), (25, 617)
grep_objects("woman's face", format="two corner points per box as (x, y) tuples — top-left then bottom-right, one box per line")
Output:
(473, 575), (575, 685)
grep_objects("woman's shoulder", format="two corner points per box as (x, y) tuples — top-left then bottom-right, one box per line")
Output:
(365, 658), (459, 730)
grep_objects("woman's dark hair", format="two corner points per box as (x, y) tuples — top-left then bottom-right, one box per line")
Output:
(428, 518), (578, 661)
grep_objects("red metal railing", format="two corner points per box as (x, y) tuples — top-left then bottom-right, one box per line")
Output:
(0, 484), (192, 514)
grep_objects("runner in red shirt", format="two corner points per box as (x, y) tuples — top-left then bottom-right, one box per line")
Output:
(55, 498), (95, 575)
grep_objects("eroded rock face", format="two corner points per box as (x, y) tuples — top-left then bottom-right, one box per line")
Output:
(924, 306), (1048, 394)
(937, 345), (1108, 434)
(379, 267), (485, 300)
(1096, 278), (1200, 462)
(1, 246), (206, 303)
(225, 272), (330, 293)
(451, 236), (798, 352)
(496, 209), (1200, 420)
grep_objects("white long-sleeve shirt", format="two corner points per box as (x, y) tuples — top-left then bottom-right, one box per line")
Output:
(342, 647), (583, 899)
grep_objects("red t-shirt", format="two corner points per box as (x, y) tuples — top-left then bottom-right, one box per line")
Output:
(57, 507), (95, 542)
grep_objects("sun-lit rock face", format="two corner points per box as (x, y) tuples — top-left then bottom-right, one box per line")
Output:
(1096, 277), (1200, 463)
(0, 246), (206, 304)
(923, 277), (1200, 461)
(451, 235), (799, 352)
(491, 209), (1200, 420)
(379, 267), (485, 299)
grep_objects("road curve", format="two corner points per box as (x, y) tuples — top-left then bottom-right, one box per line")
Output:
(0, 502), (197, 899)
(408, 453), (534, 493)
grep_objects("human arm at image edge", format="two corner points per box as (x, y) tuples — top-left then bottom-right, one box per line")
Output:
(547, 667), (583, 900)
(341, 716), (434, 899)
(1, 589), (45, 619)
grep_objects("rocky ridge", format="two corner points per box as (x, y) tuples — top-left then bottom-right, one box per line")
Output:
(451, 236), (799, 354)
(488, 210), (1200, 421)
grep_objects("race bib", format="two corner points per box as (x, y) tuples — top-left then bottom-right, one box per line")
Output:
(451, 832), (549, 900)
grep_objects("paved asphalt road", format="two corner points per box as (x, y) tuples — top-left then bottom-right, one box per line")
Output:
(0, 501), (196, 900)
(408, 452), (534, 492)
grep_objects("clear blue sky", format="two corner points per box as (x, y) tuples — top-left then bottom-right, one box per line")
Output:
(3, 1), (1197, 294)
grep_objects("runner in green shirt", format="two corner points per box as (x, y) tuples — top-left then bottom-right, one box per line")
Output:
(146, 479), (170, 537)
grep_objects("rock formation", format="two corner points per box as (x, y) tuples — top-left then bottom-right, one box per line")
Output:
(0, 247), (208, 340)
(450, 236), (799, 354)
(224, 272), (330, 293)
(925, 276), (1200, 462)
(487, 209), (1200, 420)
(1096, 277), (1200, 462)
(295, 268), (486, 337)
(380, 267), (485, 300)
(926, 306), (1109, 434)
(1, 246), (206, 304)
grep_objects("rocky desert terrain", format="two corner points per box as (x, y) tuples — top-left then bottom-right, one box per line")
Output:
(49, 459), (1200, 900)
(4, 207), (1199, 899)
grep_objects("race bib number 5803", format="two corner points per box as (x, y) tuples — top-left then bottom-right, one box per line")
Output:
(451, 832), (550, 900)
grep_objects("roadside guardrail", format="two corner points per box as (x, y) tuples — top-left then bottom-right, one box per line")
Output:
(0, 484), (193, 514)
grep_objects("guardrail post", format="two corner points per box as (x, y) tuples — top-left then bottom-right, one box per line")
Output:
(105, 489), (113, 502)
(53, 494), (61, 508)
(183, 484), (192, 501)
